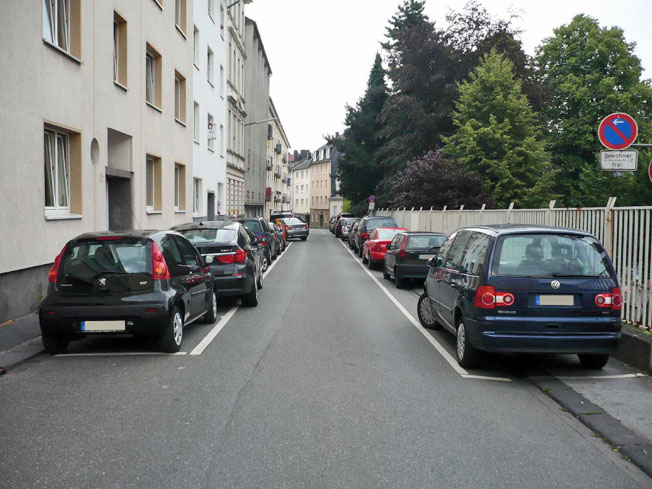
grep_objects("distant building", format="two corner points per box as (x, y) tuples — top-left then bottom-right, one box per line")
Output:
(266, 98), (291, 218)
(309, 141), (340, 228)
(290, 151), (312, 222)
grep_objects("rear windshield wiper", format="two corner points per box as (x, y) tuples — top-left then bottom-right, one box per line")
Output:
(551, 273), (600, 278)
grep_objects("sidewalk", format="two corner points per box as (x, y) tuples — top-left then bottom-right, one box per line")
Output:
(0, 314), (44, 372)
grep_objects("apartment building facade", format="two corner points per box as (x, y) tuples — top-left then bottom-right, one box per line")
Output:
(266, 98), (291, 218)
(192, 0), (228, 219)
(0, 0), (195, 322)
(290, 154), (312, 222)
(309, 144), (333, 228)
(225, 0), (249, 216)
(244, 18), (271, 218)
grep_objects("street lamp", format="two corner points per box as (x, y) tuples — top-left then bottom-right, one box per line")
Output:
(244, 117), (277, 127)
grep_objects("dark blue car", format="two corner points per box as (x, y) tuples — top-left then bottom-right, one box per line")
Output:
(417, 225), (622, 369)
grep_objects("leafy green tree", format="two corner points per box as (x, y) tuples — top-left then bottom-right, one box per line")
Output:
(332, 53), (388, 205)
(536, 14), (652, 206)
(444, 50), (552, 207)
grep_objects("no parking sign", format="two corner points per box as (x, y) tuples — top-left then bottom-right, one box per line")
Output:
(598, 113), (638, 150)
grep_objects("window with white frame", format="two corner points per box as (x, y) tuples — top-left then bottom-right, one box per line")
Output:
(193, 102), (200, 142)
(207, 47), (214, 85)
(43, 0), (69, 52)
(146, 156), (155, 210)
(44, 129), (70, 212)
(146, 52), (155, 105)
(208, 0), (214, 20)
(193, 178), (202, 214)
(175, 0), (186, 34)
(207, 113), (215, 150)
(174, 71), (186, 123)
(220, 4), (225, 30)
(219, 65), (224, 95)
(219, 124), (224, 155)
(193, 26), (199, 67)
(174, 163), (186, 211)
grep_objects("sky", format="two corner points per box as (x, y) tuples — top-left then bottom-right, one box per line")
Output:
(246, 0), (652, 152)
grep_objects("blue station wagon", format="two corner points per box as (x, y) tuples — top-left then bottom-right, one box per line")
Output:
(417, 225), (622, 369)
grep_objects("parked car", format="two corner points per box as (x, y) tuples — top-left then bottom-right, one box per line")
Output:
(342, 218), (359, 242)
(271, 211), (293, 222)
(334, 213), (355, 238)
(384, 232), (447, 288)
(269, 221), (286, 254)
(417, 225), (622, 369)
(362, 227), (408, 269)
(353, 216), (398, 257)
(329, 217), (337, 234)
(349, 221), (361, 251)
(173, 221), (264, 305)
(281, 217), (310, 241)
(39, 230), (216, 354)
(240, 217), (276, 265)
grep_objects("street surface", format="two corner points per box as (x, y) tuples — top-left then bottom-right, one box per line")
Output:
(1, 230), (650, 489)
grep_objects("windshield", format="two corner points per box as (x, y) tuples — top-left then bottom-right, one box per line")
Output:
(58, 240), (152, 293)
(367, 218), (396, 231)
(243, 220), (263, 234)
(179, 228), (237, 244)
(492, 234), (611, 278)
(408, 235), (446, 249)
(375, 228), (401, 240)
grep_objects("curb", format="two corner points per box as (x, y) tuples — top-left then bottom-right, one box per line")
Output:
(614, 326), (652, 374)
(533, 377), (652, 478)
(0, 336), (45, 374)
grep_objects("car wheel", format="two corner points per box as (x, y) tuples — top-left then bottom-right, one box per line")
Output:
(203, 290), (218, 323)
(257, 267), (264, 290)
(417, 292), (441, 330)
(367, 257), (374, 269)
(271, 245), (277, 261)
(42, 335), (68, 355)
(261, 254), (269, 273)
(578, 354), (609, 369)
(383, 266), (390, 280)
(456, 317), (481, 368)
(160, 307), (183, 353)
(301, 237), (307, 241)
(241, 281), (258, 307)
(362, 251), (368, 264)
(395, 269), (405, 289)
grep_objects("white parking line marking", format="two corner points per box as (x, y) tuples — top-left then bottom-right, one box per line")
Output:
(338, 239), (512, 382)
(532, 373), (648, 381)
(56, 352), (188, 357)
(189, 241), (294, 356)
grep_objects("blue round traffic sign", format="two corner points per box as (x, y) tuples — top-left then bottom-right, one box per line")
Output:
(598, 113), (638, 150)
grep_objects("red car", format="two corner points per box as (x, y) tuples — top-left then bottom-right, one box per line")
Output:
(362, 227), (408, 269)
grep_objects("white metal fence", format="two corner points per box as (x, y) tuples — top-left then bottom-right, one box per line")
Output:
(377, 199), (652, 331)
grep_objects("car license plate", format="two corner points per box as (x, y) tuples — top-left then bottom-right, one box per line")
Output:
(536, 295), (574, 306)
(81, 320), (126, 332)
(419, 254), (435, 260)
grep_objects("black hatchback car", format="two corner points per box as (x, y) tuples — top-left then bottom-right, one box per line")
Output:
(173, 221), (264, 307)
(417, 225), (622, 369)
(353, 216), (398, 256)
(383, 231), (447, 288)
(240, 217), (276, 267)
(39, 231), (216, 354)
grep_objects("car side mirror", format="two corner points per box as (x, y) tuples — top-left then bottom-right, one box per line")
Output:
(204, 255), (215, 265)
(428, 256), (438, 268)
(386, 244), (391, 250)
(251, 238), (259, 246)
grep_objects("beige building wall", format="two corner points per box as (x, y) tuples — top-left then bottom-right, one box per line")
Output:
(310, 160), (331, 228)
(265, 98), (291, 218)
(0, 0), (194, 321)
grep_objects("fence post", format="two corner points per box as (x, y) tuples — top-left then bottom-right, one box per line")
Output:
(605, 197), (617, 256)
(480, 204), (486, 225)
(507, 202), (515, 224)
(429, 206), (434, 232)
(458, 205), (465, 230)
(546, 200), (556, 226)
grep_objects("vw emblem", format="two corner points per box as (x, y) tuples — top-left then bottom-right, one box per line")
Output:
(98, 278), (107, 287)
(550, 280), (561, 290)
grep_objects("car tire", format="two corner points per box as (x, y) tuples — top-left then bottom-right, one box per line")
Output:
(383, 267), (390, 280)
(456, 317), (481, 368)
(160, 307), (183, 353)
(203, 290), (218, 323)
(578, 354), (609, 369)
(261, 254), (269, 273)
(42, 335), (68, 355)
(367, 257), (374, 269)
(395, 269), (405, 289)
(241, 281), (258, 307)
(417, 292), (441, 330)
(362, 251), (368, 264)
(271, 245), (277, 261)
(257, 268), (264, 290)
(301, 237), (307, 241)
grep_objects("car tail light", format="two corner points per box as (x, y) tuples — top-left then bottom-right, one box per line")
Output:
(285, 225), (290, 231)
(97, 236), (121, 241)
(261, 236), (268, 244)
(474, 286), (515, 309)
(48, 245), (68, 283)
(595, 288), (623, 311)
(151, 242), (171, 280)
(399, 237), (408, 257)
(235, 248), (247, 263)
(217, 254), (235, 264)
(361, 232), (369, 240)
(305, 225), (309, 230)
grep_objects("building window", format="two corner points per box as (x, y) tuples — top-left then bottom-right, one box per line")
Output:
(174, 71), (186, 123)
(219, 124), (224, 155)
(207, 0), (214, 20)
(220, 4), (225, 30)
(174, 0), (186, 35)
(193, 178), (202, 214)
(207, 114), (215, 151)
(193, 26), (199, 68)
(174, 164), (186, 211)
(43, 0), (81, 58)
(145, 44), (162, 109)
(219, 65), (224, 95)
(145, 154), (162, 212)
(113, 12), (127, 87)
(193, 102), (200, 142)
(207, 47), (214, 85)
(44, 129), (69, 211)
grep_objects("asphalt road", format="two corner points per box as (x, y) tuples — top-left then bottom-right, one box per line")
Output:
(0, 229), (649, 489)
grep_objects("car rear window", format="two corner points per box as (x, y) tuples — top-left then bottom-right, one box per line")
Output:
(492, 234), (611, 278)
(58, 239), (152, 293)
(284, 218), (305, 226)
(179, 228), (237, 244)
(376, 228), (401, 240)
(242, 220), (263, 234)
(367, 218), (396, 231)
(407, 235), (446, 249)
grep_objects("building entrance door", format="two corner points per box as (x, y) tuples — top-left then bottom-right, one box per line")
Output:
(107, 174), (132, 230)
(207, 192), (215, 220)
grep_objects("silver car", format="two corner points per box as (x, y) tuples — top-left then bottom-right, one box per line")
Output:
(341, 218), (358, 241)
(282, 217), (310, 241)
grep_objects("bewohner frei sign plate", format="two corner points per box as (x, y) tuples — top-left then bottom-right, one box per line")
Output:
(600, 150), (638, 171)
